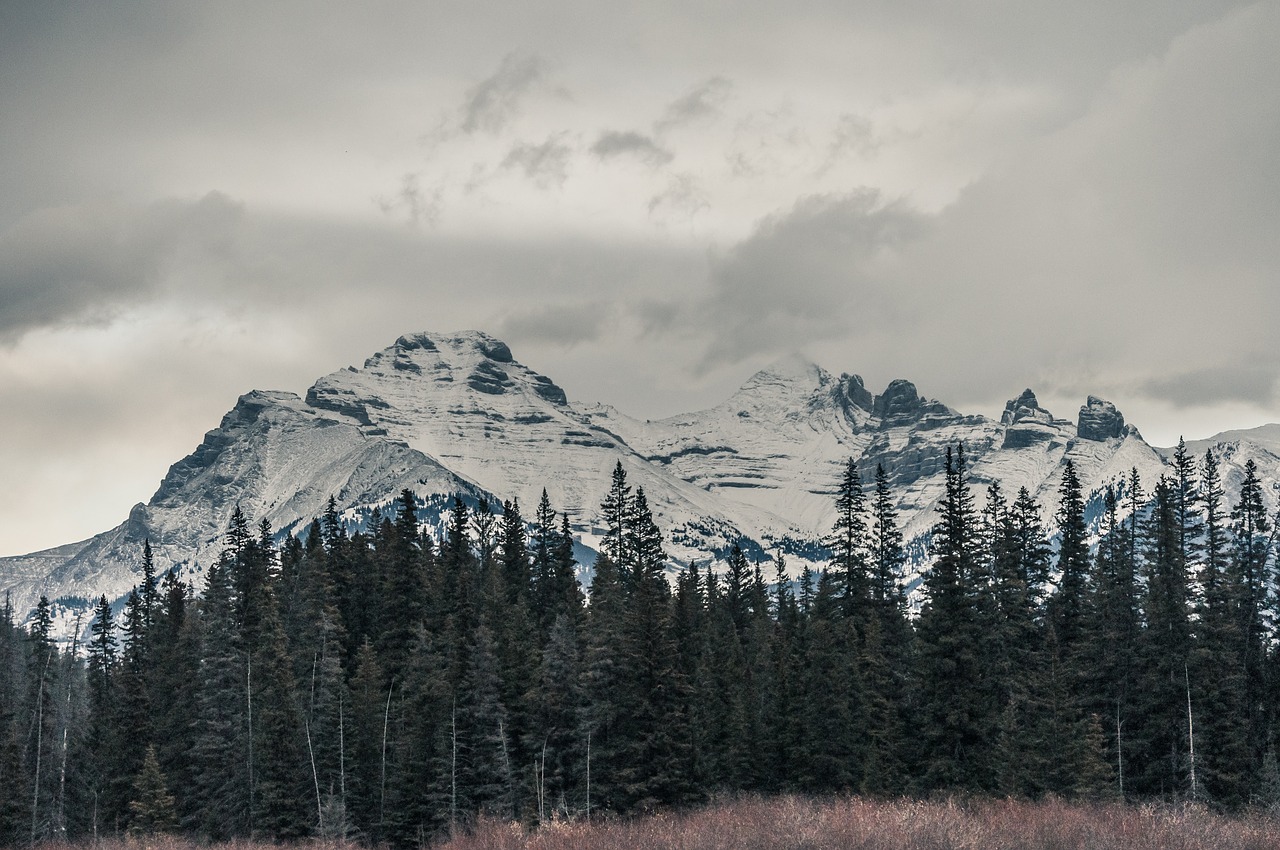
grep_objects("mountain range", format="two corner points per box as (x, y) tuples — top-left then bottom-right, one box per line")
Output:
(4, 329), (1278, 630)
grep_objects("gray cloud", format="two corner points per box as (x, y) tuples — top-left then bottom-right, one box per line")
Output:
(501, 135), (574, 189)
(817, 113), (878, 174)
(648, 173), (710, 219)
(376, 173), (442, 227)
(694, 191), (928, 367)
(460, 53), (549, 135)
(655, 76), (733, 133)
(0, 193), (243, 339)
(590, 131), (674, 167)
(499, 301), (613, 347)
(1140, 362), (1280, 408)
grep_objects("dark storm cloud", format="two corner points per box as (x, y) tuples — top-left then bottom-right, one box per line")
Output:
(1140, 362), (1280, 408)
(0, 193), (242, 339)
(655, 77), (734, 133)
(460, 53), (550, 135)
(501, 136), (575, 188)
(694, 191), (927, 366)
(590, 131), (674, 167)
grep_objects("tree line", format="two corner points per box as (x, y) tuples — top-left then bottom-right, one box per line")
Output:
(2, 440), (1279, 846)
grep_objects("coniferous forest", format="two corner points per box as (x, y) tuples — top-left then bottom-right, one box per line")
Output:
(4, 441), (1280, 846)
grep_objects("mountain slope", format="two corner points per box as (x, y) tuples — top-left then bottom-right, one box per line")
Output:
(1, 330), (1270, 629)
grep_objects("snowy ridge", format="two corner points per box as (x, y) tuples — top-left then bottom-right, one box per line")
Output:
(3, 330), (1278, 631)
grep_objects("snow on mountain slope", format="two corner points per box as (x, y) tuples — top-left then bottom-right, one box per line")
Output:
(302, 332), (776, 562)
(1172, 424), (1280, 509)
(1, 386), (484, 627)
(2, 329), (1270, 632)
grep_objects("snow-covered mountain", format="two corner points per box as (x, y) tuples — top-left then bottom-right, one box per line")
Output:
(3, 330), (1278, 629)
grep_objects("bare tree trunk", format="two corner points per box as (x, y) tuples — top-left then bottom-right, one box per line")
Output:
(450, 701), (458, 835)
(31, 649), (52, 847)
(338, 689), (346, 805)
(306, 655), (323, 829)
(499, 718), (513, 818)
(247, 652), (254, 837)
(1115, 703), (1124, 800)
(379, 680), (392, 831)
(56, 615), (82, 839)
(1186, 663), (1199, 801)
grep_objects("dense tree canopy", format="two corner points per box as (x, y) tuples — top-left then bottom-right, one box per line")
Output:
(2, 444), (1279, 846)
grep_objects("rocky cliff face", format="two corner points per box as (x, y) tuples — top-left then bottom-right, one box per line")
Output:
(4, 329), (1274, 630)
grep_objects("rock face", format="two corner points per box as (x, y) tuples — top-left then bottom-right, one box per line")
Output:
(836, 373), (875, 413)
(1000, 389), (1062, 449)
(873, 380), (956, 428)
(1078, 396), (1126, 442)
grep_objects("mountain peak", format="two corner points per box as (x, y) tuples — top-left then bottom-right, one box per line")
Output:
(392, 330), (514, 363)
(873, 379), (956, 428)
(752, 352), (826, 383)
(1001, 388), (1053, 426)
(1077, 396), (1126, 442)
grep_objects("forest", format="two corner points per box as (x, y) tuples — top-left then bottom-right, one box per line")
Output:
(2, 441), (1280, 847)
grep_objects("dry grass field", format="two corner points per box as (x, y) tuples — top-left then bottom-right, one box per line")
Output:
(31, 795), (1280, 850)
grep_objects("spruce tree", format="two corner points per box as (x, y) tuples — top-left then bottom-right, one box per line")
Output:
(914, 445), (994, 792)
(1132, 476), (1193, 799)
(127, 745), (178, 836)
(830, 457), (871, 627)
(1049, 460), (1090, 648)
(190, 556), (250, 839)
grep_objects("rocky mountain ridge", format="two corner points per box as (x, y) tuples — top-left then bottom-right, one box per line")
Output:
(4, 330), (1278, 629)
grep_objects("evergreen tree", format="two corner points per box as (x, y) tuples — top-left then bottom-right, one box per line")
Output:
(1086, 486), (1139, 801)
(84, 595), (119, 831)
(1048, 460), (1090, 648)
(526, 614), (586, 820)
(190, 556), (250, 839)
(347, 640), (390, 841)
(1132, 476), (1193, 798)
(914, 445), (994, 792)
(1193, 448), (1252, 806)
(128, 745), (178, 836)
(830, 457), (871, 626)
(25, 596), (60, 841)
(250, 599), (311, 840)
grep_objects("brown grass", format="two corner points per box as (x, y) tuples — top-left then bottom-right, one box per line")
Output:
(441, 796), (1280, 850)
(28, 796), (1280, 850)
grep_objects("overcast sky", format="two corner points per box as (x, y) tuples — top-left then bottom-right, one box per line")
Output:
(2, 1), (1278, 556)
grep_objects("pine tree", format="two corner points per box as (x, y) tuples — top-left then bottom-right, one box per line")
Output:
(347, 640), (390, 840)
(526, 615), (586, 820)
(1132, 476), (1193, 799)
(128, 745), (178, 836)
(796, 569), (860, 792)
(1049, 460), (1090, 648)
(378, 490), (428, 677)
(600, 462), (632, 572)
(26, 596), (60, 841)
(250, 599), (311, 840)
(914, 445), (994, 792)
(614, 487), (693, 810)
(830, 457), (871, 627)
(1085, 486), (1139, 801)
(190, 556), (250, 839)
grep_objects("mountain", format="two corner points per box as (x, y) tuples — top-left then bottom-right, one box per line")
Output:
(3, 330), (1277, 629)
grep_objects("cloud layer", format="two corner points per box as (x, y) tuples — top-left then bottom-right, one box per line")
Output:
(0, 0), (1276, 554)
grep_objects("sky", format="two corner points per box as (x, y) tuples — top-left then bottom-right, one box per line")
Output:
(1, 0), (1278, 556)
